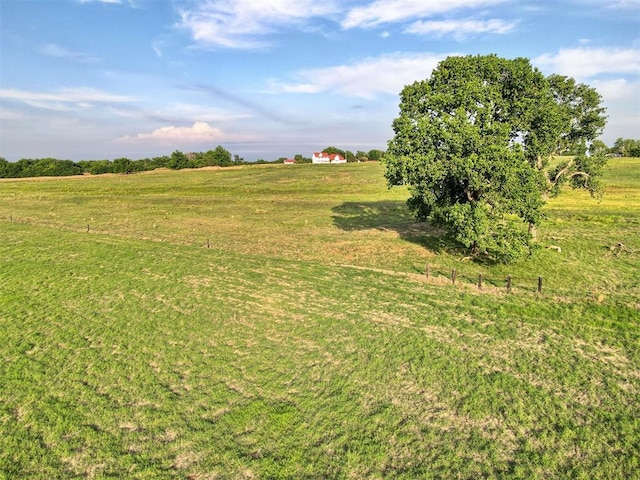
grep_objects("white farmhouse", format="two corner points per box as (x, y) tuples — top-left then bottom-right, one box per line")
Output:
(312, 152), (347, 164)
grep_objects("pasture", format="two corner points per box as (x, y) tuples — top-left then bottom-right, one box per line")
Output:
(1, 160), (638, 478)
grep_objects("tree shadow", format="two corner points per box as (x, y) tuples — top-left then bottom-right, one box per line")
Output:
(331, 201), (454, 254)
(332, 201), (511, 267)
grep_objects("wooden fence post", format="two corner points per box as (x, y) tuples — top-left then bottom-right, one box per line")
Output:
(538, 276), (543, 294)
(507, 275), (512, 292)
(451, 268), (457, 285)
(478, 273), (483, 290)
(87, 224), (90, 232)
(425, 263), (430, 279)
(207, 238), (211, 249)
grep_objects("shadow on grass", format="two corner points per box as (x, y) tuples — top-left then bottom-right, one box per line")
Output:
(331, 201), (504, 267)
(331, 201), (451, 254)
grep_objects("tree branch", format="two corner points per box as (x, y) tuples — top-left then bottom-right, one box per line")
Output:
(550, 159), (591, 187)
(551, 161), (573, 186)
(466, 190), (474, 202)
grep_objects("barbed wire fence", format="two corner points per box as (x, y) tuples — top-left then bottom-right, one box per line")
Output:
(423, 263), (546, 295)
(4, 215), (635, 299)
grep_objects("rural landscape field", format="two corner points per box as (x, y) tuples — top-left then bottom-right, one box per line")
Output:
(1, 159), (638, 478)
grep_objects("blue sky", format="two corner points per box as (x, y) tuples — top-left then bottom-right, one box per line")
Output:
(0, 0), (638, 161)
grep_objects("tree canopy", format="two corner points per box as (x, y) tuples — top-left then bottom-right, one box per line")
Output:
(384, 54), (607, 263)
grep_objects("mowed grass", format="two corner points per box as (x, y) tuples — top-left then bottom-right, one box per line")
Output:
(1, 161), (638, 301)
(0, 160), (639, 478)
(0, 164), (417, 269)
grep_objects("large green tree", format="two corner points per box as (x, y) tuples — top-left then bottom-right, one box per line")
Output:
(384, 54), (607, 263)
(206, 146), (233, 167)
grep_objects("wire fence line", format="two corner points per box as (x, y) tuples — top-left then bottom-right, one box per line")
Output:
(421, 264), (637, 301)
(423, 263), (545, 294)
(1, 216), (547, 295)
(4, 215), (632, 300)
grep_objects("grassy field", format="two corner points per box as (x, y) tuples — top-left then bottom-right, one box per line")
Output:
(0, 159), (638, 478)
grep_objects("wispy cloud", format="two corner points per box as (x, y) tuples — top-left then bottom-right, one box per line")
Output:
(595, 0), (640, 10)
(269, 52), (452, 99)
(0, 108), (24, 121)
(405, 18), (517, 39)
(177, 0), (517, 48)
(78, 0), (122, 4)
(533, 46), (640, 80)
(178, 0), (339, 49)
(77, 0), (142, 7)
(154, 102), (252, 123)
(184, 83), (288, 123)
(0, 87), (137, 111)
(41, 43), (100, 63)
(104, 101), (251, 126)
(118, 121), (256, 144)
(341, 0), (508, 29)
(150, 33), (180, 58)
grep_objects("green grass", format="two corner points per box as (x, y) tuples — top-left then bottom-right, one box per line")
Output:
(1, 160), (639, 478)
(1, 161), (638, 302)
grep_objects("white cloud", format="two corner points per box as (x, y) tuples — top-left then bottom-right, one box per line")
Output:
(122, 122), (223, 142)
(178, 0), (339, 49)
(0, 87), (137, 111)
(405, 18), (516, 39)
(178, 0), (517, 48)
(119, 121), (256, 144)
(533, 47), (640, 80)
(532, 46), (640, 145)
(591, 77), (640, 144)
(269, 52), (452, 99)
(341, 0), (507, 29)
(592, 78), (639, 102)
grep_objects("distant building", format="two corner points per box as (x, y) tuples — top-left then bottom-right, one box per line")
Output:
(283, 158), (296, 165)
(312, 152), (347, 164)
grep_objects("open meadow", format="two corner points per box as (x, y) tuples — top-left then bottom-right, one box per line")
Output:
(1, 159), (639, 478)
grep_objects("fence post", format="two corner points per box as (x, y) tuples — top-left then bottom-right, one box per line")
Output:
(538, 276), (543, 294)
(478, 273), (483, 290)
(507, 275), (512, 292)
(452, 268), (457, 285)
(207, 238), (211, 249)
(87, 224), (90, 232)
(425, 263), (430, 279)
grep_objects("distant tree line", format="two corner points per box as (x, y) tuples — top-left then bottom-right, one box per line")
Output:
(0, 158), (84, 178)
(0, 146), (240, 178)
(0, 145), (385, 179)
(610, 138), (640, 157)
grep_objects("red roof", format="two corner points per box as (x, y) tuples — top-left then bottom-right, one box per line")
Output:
(314, 152), (344, 161)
